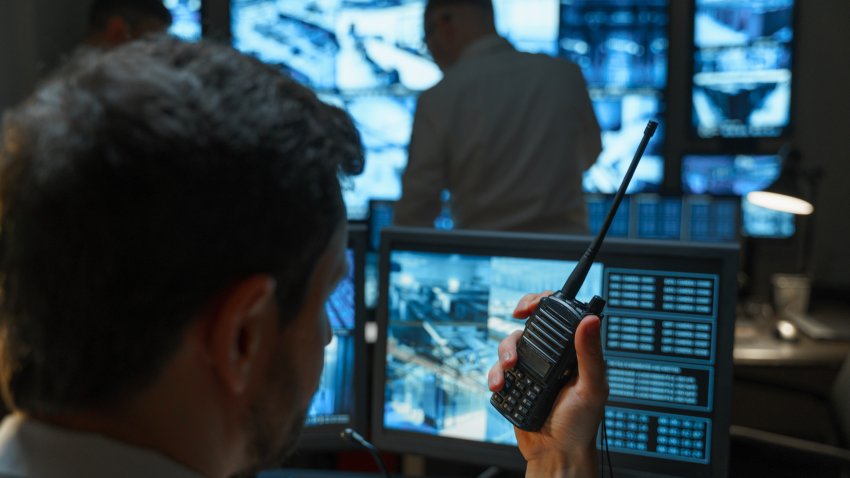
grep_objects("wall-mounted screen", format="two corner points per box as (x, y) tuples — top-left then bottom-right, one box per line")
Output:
(691, 0), (795, 138)
(165, 0), (202, 41)
(681, 154), (794, 238)
(560, 0), (669, 193)
(232, 0), (668, 217)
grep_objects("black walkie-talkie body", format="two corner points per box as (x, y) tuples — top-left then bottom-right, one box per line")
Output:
(492, 292), (606, 430)
(491, 120), (658, 432)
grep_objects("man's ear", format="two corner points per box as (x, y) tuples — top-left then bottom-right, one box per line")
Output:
(103, 16), (132, 45)
(205, 275), (278, 396)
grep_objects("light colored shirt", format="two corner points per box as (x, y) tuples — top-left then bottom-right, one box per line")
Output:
(0, 414), (201, 478)
(395, 34), (602, 234)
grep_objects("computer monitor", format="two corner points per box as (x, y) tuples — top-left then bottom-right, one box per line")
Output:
(559, 0), (669, 193)
(683, 195), (739, 243)
(633, 194), (683, 241)
(299, 224), (368, 448)
(741, 198), (795, 239)
(373, 228), (737, 476)
(681, 154), (794, 238)
(586, 193), (631, 237)
(691, 0), (795, 138)
(165, 0), (202, 41)
(587, 194), (738, 243)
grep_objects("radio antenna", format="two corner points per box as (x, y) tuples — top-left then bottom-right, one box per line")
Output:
(559, 120), (658, 300)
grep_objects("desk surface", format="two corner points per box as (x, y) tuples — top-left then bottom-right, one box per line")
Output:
(734, 301), (850, 367)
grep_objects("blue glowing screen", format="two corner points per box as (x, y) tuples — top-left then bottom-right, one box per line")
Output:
(384, 251), (601, 445)
(165, 0), (201, 41)
(681, 154), (794, 238)
(307, 249), (356, 426)
(560, 0), (669, 193)
(692, 0), (794, 138)
(232, 0), (669, 216)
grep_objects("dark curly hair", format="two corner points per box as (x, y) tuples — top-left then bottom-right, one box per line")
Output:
(0, 35), (363, 415)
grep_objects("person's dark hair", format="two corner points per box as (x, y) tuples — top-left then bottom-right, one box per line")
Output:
(88, 0), (172, 33)
(0, 35), (362, 415)
(424, 0), (494, 18)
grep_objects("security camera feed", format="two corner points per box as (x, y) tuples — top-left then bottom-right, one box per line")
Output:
(382, 244), (729, 471)
(692, 0), (794, 138)
(233, 0), (668, 213)
(383, 251), (602, 445)
(307, 249), (356, 426)
(232, 0), (562, 219)
(682, 154), (781, 195)
(741, 197), (794, 238)
(559, 0), (669, 193)
(681, 154), (794, 238)
(165, 0), (202, 40)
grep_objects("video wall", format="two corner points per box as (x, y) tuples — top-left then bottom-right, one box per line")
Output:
(230, 0), (799, 243)
(231, 0), (669, 218)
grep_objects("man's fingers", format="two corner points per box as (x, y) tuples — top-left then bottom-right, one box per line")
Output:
(490, 330), (522, 391)
(512, 291), (554, 318)
(498, 330), (522, 369)
(488, 362), (504, 391)
(574, 315), (608, 400)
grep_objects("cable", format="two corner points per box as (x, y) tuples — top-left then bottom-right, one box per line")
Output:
(340, 428), (390, 478)
(602, 412), (614, 478)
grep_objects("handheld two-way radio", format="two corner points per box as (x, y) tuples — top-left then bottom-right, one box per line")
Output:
(490, 120), (658, 432)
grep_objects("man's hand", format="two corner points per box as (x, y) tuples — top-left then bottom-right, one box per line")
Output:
(487, 292), (609, 478)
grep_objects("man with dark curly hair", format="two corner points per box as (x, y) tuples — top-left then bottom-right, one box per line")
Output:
(0, 35), (605, 477)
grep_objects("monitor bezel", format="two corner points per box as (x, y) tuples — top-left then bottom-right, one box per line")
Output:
(297, 223), (369, 450)
(687, 0), (799, 141)
(372, 227), (737, 476)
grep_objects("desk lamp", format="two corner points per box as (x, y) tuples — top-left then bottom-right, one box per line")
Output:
(746, 147), (817, 216)
(746, 147), (822, 317)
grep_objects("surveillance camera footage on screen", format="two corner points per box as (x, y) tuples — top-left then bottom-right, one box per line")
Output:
(559, 0), (668, 193)
(383, 251), (602, 445)
(692, 0), (795, 138)
(231, 0), (668, 218)
(307, 249), (357, 427)
(681, 154), (795, 238)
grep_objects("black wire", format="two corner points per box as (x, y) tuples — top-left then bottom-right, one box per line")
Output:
(599, 421), (604, 478)
(603, 413), (614, 478)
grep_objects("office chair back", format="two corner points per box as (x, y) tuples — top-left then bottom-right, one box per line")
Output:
(832, 352), (850, 447)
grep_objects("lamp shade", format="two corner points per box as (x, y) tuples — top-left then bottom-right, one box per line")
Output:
(745, 148), (815, 216)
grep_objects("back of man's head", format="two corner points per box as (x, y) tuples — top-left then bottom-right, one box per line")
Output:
(425, 0), (494, 18)
(0, 36), (362, 415)
(87, 0), (172, 46)
(423, 0), (497, 71)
